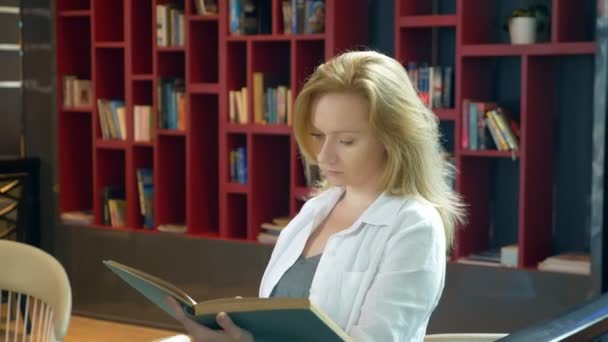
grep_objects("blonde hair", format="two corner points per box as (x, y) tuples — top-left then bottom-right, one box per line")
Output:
(293, 50), (466, 250)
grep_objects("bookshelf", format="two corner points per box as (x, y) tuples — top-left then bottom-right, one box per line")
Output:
(56, 0), (368, 242)
(396, 0), (596, 270)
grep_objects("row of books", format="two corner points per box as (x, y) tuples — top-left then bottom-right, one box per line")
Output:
(158, 78), (186, 130)
(405, 63), (453, 110)
(257, 216), (290, 244)
(62, 75), (92, 107)
(462, 100), (520, 151)
(229, 0), (272, 35)
(134, 105), (154, 142)
(156, 4), (185, 47)
(97, 99), (126, 140)
(193, 0), (217, 15)
(253, 73), (292, 125)
(283, 0), (325, 34)
(230, 147), (247, 184)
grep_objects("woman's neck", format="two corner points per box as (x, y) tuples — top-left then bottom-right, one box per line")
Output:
(340, 185), (383, 210)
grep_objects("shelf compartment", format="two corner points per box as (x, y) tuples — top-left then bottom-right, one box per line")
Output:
(398, 0), (456, 16)
(57, 16), (92, 80)
(130, 0), (153, 75)
(397, 27), (455, 69)
(57, 0), (90, 11)
(93, 0), (124, 43)
(224, 194), (247, 239)
(157, 50), (185, 78)
(59, 112), (93, 213)
(397, 15), (457, 27)
(94, 148), (126, 226)
(294, 39), (324, 93)
(156, 135), (186, 229)
(94, 47), (125, 100)
(187, 94), (219, 234)
(455, 157), (520, 261)
(226, 41), (247, 96)
(133, 79), (153, 106)
(250, 134), (290, 240)
(188, 20), (219, 83)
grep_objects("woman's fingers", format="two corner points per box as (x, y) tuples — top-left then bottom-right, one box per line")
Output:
(216, 312), (245, 340)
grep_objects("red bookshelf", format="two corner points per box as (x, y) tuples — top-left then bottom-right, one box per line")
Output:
(56, 0), (368, 241)
(396, 0), (596, 271)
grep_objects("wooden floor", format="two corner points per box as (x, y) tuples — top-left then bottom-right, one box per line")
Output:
(64, 316), (184, 342)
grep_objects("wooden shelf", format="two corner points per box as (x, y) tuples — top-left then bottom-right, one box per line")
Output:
(132, 74), (154, 81)
(133, 141), (154, 148)
(95, 41), (125, 48)
(63, 106), (93, 113)
(188, 14), (219, 22)
(190, 83), (220, 94)
(461, 42), (596, 57)
(250, 124), (292, 135)
(460, 149), (520, 159)
(225, 183), (248, 194)
(59, 10), (91, 17)
(96, 139), (127, 150)
(157, 46), (186, 52)
(157, 129), (186, 137)
(398, 15), (457, 28)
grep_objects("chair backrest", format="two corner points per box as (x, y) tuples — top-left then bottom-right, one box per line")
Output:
(0, 240), (71, 341)
(424, 333), (508, 342)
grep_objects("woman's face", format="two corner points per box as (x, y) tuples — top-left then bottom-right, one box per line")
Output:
(310, 92), (387, 191)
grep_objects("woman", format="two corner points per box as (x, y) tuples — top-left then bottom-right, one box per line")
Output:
(168, 50), (465, 341)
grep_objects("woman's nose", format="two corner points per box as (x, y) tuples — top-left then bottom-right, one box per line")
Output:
(317, 140), (336, 164)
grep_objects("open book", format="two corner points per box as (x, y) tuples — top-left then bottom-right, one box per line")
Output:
(102, 260), (349, 341)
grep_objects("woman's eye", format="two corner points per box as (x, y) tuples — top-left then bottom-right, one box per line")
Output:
(310, 133), (324, 139)
(339, 140), (354, 146)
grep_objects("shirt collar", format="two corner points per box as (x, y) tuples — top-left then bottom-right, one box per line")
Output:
(314, 187), (410, 227)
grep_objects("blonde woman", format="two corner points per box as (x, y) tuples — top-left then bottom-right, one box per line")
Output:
(169, 50), (465, 341)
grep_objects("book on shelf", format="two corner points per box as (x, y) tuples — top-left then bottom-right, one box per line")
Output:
(97, 99), (126, 140)
(60, 210), (94, 226)
(538, 253), (591, 275)
(404, 63), (453, 111)
(103, 260), (348, 341)
(194, 0), (218, 15)
(156, 4), (185, 47)
(134, 105), (154, 142)
(229, 87), (248, 124)
(63, 76), (92, 108)
(257, 216), (290, 244)
(252, 72), (291, 125)
(229, 0), (272, 35)
(230, 147), (247, 184)
(102, 186), (125, 227)
(136, 168), (154, 229)
(158, 223), (186, 234)
(461, 100), (520, 151)
(158, 78), (186, 130)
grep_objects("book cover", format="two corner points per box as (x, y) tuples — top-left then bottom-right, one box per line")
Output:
(103, 260), (349, 341)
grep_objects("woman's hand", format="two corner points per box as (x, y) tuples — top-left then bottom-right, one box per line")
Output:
(166, 297), (253, 342)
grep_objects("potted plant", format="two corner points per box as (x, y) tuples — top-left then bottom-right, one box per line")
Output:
(505, 4), (550, 44)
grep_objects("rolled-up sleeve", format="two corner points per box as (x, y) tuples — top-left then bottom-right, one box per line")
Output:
(348, 218), (446, 342)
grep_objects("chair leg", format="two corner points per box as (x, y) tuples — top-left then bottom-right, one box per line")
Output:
(19, 295), (31, 334)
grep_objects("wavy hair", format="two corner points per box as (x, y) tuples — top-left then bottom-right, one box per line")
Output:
(293, 50), (466, 250)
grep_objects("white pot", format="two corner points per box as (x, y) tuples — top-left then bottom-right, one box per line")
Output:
(508, 17), (537, 44)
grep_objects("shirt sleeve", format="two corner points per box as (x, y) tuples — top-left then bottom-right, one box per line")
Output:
(348, 216), (446, 342)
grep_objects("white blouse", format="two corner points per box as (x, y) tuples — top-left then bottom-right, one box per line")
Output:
(259, 186), (447, 341)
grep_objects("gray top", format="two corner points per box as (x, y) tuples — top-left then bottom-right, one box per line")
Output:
(270, 254), (323, 298)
